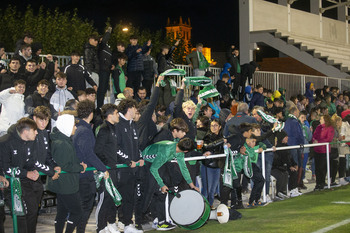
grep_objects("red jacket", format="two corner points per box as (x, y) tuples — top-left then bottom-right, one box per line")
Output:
(312, 124), (335, 153)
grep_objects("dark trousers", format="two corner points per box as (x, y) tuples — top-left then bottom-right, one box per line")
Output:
(271, 169), (289, 194)
(288, 170), (298, 190)
(338, 157), (349, 178)
(314, 152), (327, 187)
(330, 159), (338, 183)
(0, 206), (5, 233)
(220, 172), (242, 206)
(96, 170), (118, 232)
(16, 179), (43, 233)
(77, 177), (96, 233)
(116, 170), (136, 226)
(127, 71), (142, 93)
(142, 79), (154, 98)
(55, 192), (83, 233)
(97, 70), (111, 109)
(249, 163), (265, 204)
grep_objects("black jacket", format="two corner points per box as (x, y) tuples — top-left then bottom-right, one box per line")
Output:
(137, 87), (159, 151)
(23, 68), (47, 97)
(157, 45), (176, 74)
(216, 80), (231, 98)
(95, 121), (120, 169)
(0, 71), (25, 92)
(0, 125), (54, 179)
(62, 62), (96, 92)
(84, 43), (99, 73)
(125, 43), (151, 72)
(115, 114), (142, 169)
(34, 129), (57, 177)
(98, 32), (112, 72)
(24, 91), (51, 116)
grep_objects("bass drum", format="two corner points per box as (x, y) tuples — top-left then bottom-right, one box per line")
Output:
(169, 189), (210, 230)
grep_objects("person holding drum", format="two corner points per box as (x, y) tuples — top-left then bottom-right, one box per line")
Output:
(141, 138), (199, 231)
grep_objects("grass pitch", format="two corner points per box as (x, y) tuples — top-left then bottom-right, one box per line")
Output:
(168, 185), (350, 233)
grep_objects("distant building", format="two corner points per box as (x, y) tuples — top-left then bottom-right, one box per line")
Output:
(166, 17), (215, 65)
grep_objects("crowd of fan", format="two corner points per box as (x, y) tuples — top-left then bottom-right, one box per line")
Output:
(0, 31), (349, 233)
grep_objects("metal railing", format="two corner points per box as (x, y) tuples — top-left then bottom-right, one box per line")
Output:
(6, 53), (350, 99)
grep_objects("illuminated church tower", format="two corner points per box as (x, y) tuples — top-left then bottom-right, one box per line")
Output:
(166, 16), (192, 54)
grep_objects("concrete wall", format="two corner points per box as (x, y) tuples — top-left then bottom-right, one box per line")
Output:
(251, 0), (350, 46)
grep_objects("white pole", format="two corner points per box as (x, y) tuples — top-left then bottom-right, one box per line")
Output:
(262, 151), (266, 203)
(326, 143), (331, 189)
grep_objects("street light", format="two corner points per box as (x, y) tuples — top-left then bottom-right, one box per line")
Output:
(122, 27), (129, 32)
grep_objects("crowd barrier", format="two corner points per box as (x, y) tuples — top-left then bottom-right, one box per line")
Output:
(6, 140), (349, 233)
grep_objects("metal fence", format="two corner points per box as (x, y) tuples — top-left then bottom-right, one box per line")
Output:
(7, 53), (350, 99)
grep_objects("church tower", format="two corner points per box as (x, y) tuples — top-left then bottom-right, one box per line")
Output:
(165, 16), (192, 47)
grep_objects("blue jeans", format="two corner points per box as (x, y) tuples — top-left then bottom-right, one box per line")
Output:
(200, 165), (221, 206)
(290, 149), (303, 167)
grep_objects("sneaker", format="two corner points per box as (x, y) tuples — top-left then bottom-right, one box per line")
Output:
(265, 194), (273, 203)
(231, 200), (244, 209)
(118, 222), (125, 232)
(152, 218), (159, 229)
(124, 224), (143, 233)
(339, 178), (349, 186)
(157, 221), (176, 231)
(135, 224), (143, 231)
(107, 223), (120, 233)
(290, 188), (302, 197)
(246, 202), (256, 208)
(277, 192), (289, 199)
(99, 226), (111, 233)
(298, 184), (307, 190)
(314, 185), (324, 191)
(345, 177), (350, 182)
(254, 201), (267, 206)
(141, 222), (154, 232)
(303, 178), (309, 184)
(330, 182), (341, 188)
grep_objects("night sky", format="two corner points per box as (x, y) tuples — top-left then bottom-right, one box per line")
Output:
(1, 0), (340, 52)
(1, 0), (239, 52)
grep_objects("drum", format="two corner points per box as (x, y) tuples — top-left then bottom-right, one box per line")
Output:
(169, 189), (211, 230)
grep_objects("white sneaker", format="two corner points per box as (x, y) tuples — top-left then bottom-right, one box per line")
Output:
(339, 178), (349, 186)
(100, 226), (111, 233)
(118, 222), (125, 232)
(277, 192), (289, 199)
(290, 188), (302, 197)
(303, 178), (308, 184)
(124, 224), (143, 233)
(265, 194), (273, 203)
(152, 217), (159, 229)
(108, 223), (120, 233)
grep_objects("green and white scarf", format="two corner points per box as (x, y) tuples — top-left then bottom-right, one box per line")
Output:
(10, 168), (25, 216)
(223, 145), (238, 189)
(184, 76), (212, 87)
(94, 172), (122, 206)
(257, 110), (285, 132)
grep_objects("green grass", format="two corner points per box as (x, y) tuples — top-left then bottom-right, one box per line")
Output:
(162, 185), (350, 233)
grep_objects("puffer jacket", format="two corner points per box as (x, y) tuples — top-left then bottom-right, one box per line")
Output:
(84, 43), (99, 73)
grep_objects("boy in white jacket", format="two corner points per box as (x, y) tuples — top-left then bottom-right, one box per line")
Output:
(0, 79), (27, 136)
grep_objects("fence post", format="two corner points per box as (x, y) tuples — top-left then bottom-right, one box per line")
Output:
(326, 143), (331, 189)
(262, 150), (266, 203)
(10, 177), (18, 233)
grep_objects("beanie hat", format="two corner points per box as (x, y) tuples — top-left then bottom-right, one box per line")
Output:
(199, 85), (220, 99)
(56, 114), (75, 137)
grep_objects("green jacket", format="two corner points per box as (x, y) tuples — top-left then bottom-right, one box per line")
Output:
(234, 142), (266, 173)
(185, 51), (209, 70)
(48, 127), (84, 194)
(142, 140), (192, 188)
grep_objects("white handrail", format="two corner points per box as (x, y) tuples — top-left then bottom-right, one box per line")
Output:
(172, 141), (333, 203)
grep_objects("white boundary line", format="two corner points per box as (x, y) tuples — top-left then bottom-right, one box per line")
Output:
(312, 218), (350, 233)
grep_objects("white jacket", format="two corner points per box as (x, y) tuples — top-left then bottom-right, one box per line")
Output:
(0, 88), (26, 133)
(339, 121), (350, 156)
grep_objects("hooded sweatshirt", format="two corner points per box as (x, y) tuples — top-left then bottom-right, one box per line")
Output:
(220, 63), (232, 84)
(305, 82), (314, 103)
(48, 115), (84, 194)
(0, 88), (26, 133)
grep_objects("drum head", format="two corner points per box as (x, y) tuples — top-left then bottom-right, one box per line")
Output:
(169, 190), (205, 225)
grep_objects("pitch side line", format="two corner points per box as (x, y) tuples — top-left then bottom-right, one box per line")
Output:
(312, 218), (350, 233)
